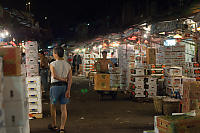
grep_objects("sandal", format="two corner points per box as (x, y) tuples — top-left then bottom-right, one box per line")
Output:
(57, 129), (65, 133)
(48, 124), (58, 131)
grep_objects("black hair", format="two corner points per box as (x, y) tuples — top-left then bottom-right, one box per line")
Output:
(53, 46), (64, 57)
(102, 51), (107, 54)
(40, 51), (45, 55)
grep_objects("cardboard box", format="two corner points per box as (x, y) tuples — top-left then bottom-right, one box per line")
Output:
(157, 115), (200, 133)
(164, 46), (172, 51)
(94, 74), (110, 90)
(164, 59), (173, 65)
(4, 100), (28, 126)
(176, 52), (185, 58)
(147, 90), (157, 97)
(0, 47), (21, 76)
(3, 76), (27, 102)
(172, 45), (185, 52)
(164, 52), (172, 58)
(165, 77), (182, 87)
(147, 48), (156, 64)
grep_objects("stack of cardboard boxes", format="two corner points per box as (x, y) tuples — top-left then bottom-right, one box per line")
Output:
(164, 67), (183, 98)
(129, 68), (146, 98)
(25, 41), (42, 118)
(0, 47), (30, 133)
(0, 57), (6, 133)
(156, 41), (195, 66)
(146, 48), (156, 65)
(182, 80), (200, 113)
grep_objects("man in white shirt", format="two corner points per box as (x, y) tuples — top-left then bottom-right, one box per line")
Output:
(48, 46), (72, 133)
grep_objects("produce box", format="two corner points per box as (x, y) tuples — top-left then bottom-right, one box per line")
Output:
(0, 47), (21, 76)
(94, 74), (110, 90)
(147, 48), (156, 64)
(156, 115), (200, 133)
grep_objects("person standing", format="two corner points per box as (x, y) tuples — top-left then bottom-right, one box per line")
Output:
(48, 46), (72, 133)
(39, 51), (49, 92)
(72, 53), (82, 75)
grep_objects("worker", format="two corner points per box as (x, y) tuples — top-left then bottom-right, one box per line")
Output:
(95, 51), (115, 73)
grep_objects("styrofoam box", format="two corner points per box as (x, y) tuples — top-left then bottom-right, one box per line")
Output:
(26, 76), (41, 86)
(26, 57), (38, 65)
(6, 124), (30, 133)
(26, 72), (39, 77)
(25, 49), (38, 58)
(27, 90), (41, 97)
(28, 93), (41, 100)
(25, 41), (38, 50)
(4, 101), (28, 126)
(26, 64), (39, 72)
(131, 68), (145, 76)
(0, 127), (6, 133)
(3, 76), (27, 102)
(147, 91), (157, 98)
(146, 77), (157, 84)
(165, 78), (182, 87)
(165, 67), (182, 77)
(29, 103), (42, 113)
(148, 85), (157, 90)
(28, 96), (41, 103)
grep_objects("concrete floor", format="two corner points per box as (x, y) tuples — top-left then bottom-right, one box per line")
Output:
(30, 76), (155, 133)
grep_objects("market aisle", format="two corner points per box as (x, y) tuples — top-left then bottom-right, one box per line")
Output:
(30, 76), (155, 133)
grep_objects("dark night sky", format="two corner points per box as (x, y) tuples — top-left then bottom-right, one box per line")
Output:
(0, 0), (116, 37)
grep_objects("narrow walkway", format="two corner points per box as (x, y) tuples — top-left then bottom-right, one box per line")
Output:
(30, 76), (155, 133)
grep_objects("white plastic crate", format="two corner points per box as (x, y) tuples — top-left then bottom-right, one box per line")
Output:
(3, 76), (27, 102)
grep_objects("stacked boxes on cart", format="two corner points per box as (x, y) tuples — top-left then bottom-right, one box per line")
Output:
(129, 68), (158, 98)
(156, 41), (195, 66)
(0, 47), (30, 133)
(25, 41), (39, 77)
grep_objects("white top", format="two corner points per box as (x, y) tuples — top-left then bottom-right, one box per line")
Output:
(50, 60), (71, 83)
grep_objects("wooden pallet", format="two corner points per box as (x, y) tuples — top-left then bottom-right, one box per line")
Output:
(29, 113), (43, 119)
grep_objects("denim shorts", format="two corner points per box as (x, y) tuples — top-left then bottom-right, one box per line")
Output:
(50, 85), (70, 104)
